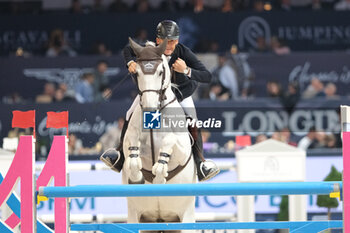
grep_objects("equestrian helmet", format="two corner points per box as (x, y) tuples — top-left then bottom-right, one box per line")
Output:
(156, 20), (180, 40)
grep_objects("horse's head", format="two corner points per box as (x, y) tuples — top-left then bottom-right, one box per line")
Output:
(129, 37), (171, 110)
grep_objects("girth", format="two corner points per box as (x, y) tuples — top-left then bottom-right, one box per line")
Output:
(141, 154), (192, 183)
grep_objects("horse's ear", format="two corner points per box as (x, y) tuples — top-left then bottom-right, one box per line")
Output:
(129, 37), (143, 56)
(155, 39), (167, 56)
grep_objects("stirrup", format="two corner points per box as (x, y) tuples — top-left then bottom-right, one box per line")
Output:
(198, 160), (220, 182)
(100, 148), (122, 172)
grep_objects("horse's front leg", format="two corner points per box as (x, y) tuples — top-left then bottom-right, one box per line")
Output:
(124, 127), (144, 184)
(152, 133), (176, 184)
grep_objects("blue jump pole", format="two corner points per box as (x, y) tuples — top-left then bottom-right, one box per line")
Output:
(71, 221), (343, 233)
(39, 182), (341, 198)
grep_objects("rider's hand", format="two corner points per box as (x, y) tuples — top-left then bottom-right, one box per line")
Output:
(172, 58), (187, 74)
(128, 61), (137, 73)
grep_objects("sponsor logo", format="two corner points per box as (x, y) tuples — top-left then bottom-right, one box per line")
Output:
(238, 16), (271, 50)
(0, 30), (81, 51)
(144, 62), (154, 69)
(23, 68), (120, 91)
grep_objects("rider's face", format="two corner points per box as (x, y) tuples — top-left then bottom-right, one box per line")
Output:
(156, 38), (178, 56)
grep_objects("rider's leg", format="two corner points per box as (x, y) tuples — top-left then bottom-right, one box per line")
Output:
(180, 97), (220, 182)
(100, 95), (140, 172)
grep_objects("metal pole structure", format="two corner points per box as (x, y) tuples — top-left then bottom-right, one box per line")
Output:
(341, 105), (350, 233)
(71, 221), (343, 233)
(39, 182), (341, 198)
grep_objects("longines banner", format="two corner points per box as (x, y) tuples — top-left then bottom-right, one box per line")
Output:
(0, 100), (345, 148)
(1, 52), (349, 99)
(0, 11), (350, 55)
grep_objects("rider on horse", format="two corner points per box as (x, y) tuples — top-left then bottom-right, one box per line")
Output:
(101, 20), (219, 182)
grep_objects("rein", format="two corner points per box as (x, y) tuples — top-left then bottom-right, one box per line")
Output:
(150, 128), (155, 166)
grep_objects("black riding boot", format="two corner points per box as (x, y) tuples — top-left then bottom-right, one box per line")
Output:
(100, 120), (128, 172)
(189, 126), (220, 182)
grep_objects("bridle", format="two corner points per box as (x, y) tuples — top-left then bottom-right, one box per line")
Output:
(133, 57), (192, 183)
(135, 57), (177, 170)
(135, 58), (176, 111)
(128, 39), (192, 183)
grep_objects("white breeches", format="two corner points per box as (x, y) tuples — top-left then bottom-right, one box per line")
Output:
(126, 95), (197, 121)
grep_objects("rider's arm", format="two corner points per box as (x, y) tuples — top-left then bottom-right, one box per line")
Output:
(123, 43), (139, 73)
(123, 44), (137, 68)
(180, 44), (212, 83)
